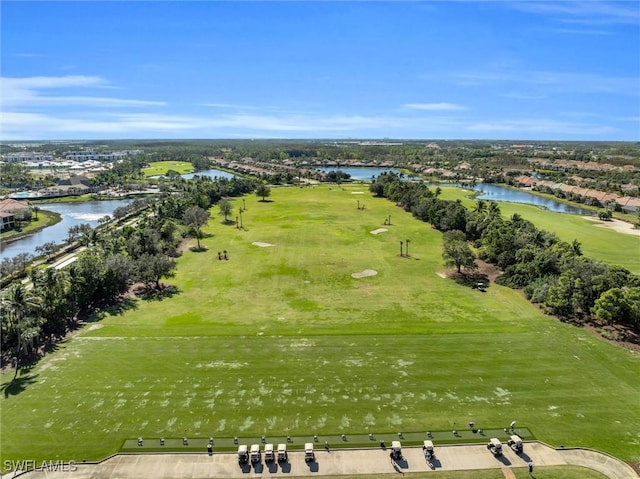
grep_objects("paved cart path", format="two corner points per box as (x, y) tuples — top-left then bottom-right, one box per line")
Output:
(5, 442), (638, 479)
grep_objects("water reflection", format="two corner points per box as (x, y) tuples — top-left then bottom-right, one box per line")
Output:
(1, 199), (133, 260)
(470, 184), (592, 215)
(181, 169), (236, 180)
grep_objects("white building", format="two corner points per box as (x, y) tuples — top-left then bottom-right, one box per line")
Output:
(1, 152), (54, 163)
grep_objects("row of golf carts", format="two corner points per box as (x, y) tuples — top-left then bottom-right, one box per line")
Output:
(238, 443), (316, 465)
(487, 435), (524, 456)
(236, 435), (521, 466)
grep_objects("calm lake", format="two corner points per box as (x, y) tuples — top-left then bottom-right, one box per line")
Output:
(313, 167), (416, 181)
(468, 184), (593, 215)
(0, 199), (133, 261)
(181, 169), (236, 180)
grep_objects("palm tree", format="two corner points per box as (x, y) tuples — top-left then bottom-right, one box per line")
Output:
(1, 284), (42, 379)
(473, 200), (487, 214)
(34, 268), (71, 340)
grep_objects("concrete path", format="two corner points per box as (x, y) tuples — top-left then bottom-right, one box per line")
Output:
(5, 442), (638, 479)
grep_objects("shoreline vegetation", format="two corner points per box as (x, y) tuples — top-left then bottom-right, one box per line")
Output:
(0, 209), (62, 245)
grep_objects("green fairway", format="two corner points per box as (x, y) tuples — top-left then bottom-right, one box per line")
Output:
(2, 184), (639, 468)
(142, 161), (193, 177)
(438, 187), (640, 274)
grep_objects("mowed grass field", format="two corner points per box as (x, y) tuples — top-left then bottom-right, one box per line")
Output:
(1, 184), (639, 467)
(142, 161), (194, 177)
(438, 187), (640, 274)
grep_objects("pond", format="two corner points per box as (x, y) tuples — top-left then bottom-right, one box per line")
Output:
(148, 168), (237, 180)
(313, 167), (419, 181)
(469, 183), (593, 215)
(0, 199), (133, 261)
(182, 169), (237, 180)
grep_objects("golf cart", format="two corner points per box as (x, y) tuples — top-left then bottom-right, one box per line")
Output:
(237, 445), (249, 464)
(304, 443), (315, 462)
(277, 443), (288, 463)
(508, 435), (523, 453)
(391, 440), (402, 460)
(487, 438), (503, 456)
(250, 444), (261, 463)
(423, 440), (435, 460)
(264, 443), (275, 462)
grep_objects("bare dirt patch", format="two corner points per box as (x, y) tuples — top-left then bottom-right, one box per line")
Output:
(584, 217), (640, 236)
(252, 242), (274, 247)
(584, 323), (640, 353)
(438, 260), (501, 283)
(352, 269), (378, 279)
(370, 228), (388, 235)
(475, 259), (502, 282)
(176, 239), (192, 255)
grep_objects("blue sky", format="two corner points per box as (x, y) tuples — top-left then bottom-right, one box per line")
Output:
(1, 1), (639, 141)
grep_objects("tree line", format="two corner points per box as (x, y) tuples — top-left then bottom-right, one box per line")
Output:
(370, 172), (640, 333)
(0, 176), (257, 376)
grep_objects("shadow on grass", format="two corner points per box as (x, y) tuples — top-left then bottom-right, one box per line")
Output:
(86, 298), (138, 322)
(1, 372), (38, 398)
(452, 271), (490, 290)
(258, 199), (274, 203)
(189, 246), (208, 253)
(140, 285), (180, 301)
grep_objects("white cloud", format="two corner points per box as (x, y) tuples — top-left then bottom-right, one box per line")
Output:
(0, 74), (633, 140)
(510, 1), (640, 26)
(403, 102), (468, 111)
(0, 75), (164, 109)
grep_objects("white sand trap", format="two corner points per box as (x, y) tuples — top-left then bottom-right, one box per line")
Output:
(351, 191), (365, 194)
(436, 272), (447, 279)
(584, 217), (640, 236)
(370, 228), (388, 235)
(252, 242), (274, 247)
(352, 269), (378, 279)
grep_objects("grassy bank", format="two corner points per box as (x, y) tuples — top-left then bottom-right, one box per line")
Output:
(0, 209), (61, 245)
(438, 187), (640, 274)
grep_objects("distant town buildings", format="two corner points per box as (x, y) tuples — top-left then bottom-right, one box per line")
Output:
(1, 152), (54, 163)
(0, 149), (142, 164)
(63, 150), (143, 161)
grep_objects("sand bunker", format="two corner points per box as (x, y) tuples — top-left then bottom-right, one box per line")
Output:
(352, 269), (378, 279)
(584, 217), (640, 236)
(351, 191), (365, 195)
(252, 242), (274, 247)
(370, 228), (388, 235)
